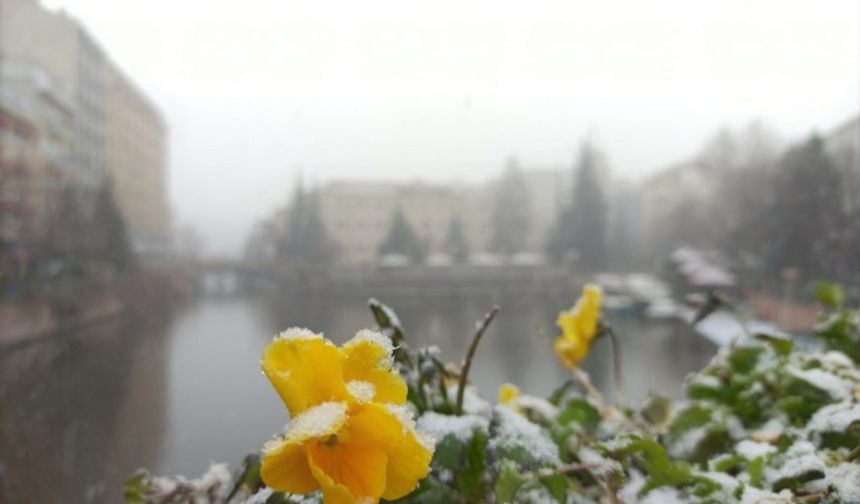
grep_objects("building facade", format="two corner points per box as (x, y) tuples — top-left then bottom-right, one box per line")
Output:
(0, 61), (74, 248)
(294, 169), (566, 266)
(0, 0), (170, 253)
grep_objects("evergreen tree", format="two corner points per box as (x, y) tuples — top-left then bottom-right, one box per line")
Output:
(278, 180), (334, 267)
(378, 208), (425, 263)
(547, 142), (608, 269)
(764, 135), (845, 280)
(444, 216), (470, 264)
(91, 181), (134, 271)
(489, 159), (530, 256)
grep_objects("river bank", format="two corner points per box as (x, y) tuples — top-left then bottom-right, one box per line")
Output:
(0, 269), (195, 351)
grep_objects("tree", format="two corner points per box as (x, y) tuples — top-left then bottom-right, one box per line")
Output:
(489, 159), (530, 256)
(378, 208), (425, 263)
(278, 180), (334, 267)
(763, 135), (845, 280)
(444, 216), (470, 264)
(90, 181), (134, 271)
(548, 142), (608, 270)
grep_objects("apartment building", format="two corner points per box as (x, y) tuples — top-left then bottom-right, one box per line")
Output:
(0, 0), (170, 252)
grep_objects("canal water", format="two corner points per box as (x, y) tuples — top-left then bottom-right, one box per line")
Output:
(0, 293), (715, 503)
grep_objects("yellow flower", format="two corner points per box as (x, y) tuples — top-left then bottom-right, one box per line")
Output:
(497, 383), (522, 413)
(259, 328), (432, 503)
(261, 328), (408, 416)
(553, 284), (603, 369)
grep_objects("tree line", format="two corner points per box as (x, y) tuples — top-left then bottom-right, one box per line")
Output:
(259, 120), (859, 288)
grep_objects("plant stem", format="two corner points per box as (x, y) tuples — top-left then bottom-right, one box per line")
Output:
(570, 366), (608, 413)
(456, 305), (500, 415)
(847, 443), (860, 462)
(606, 327), (628, 410)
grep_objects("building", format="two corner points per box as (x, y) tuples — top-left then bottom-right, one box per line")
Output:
(316, 182), (488, 265)
(287, 169), (566, 266)
(639, 160), (718, 260)
(0, 61), (74, 250)
(0, 0), (170, 253)
(104, 65), (169, 252)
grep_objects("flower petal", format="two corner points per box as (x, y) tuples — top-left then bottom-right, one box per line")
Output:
(262, 331), (350, 416)
(554, 335), (588, 369)
(342, 330), (407, 404)
(307, 439), (388, 504)
(260, 438), (317, 494)
(348, 403), (433, 500)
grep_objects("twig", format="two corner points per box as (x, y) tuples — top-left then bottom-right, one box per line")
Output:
(456, 305), (501, 415)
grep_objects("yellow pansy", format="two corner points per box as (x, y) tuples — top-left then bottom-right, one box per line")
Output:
(497, 383), (522, 413)
(261, 328), (408, 416)
(553, 284), (603, 369)
(259, 328), (431, 502)
(261, 401), (433, 504)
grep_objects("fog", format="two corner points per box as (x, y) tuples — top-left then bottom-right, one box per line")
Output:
(39, 0), (860, 255)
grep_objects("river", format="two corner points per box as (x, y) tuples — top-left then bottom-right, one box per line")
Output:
(0, 293), (715, 503)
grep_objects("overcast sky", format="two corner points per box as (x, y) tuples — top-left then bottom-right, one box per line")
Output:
(44, 0), (860, 256)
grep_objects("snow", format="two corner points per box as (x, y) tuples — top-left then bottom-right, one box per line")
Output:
(806, 401), (860, 434)
(750, 418), (785, 444)
(385, 404), (435, 452)
(515, 395), (559, 422)
(346, 380), (376, 403)
(577, 447), (622, 478)
(735, 440), (776, 460)
(689, 373), (722, 389)
(764, 440), (824, 488)
(739, 486), (793, 504)
(345, 329), (394, 356)
(417, 411), (489, 444)
(619, 471), (686, 503)
(243, 488), (274, 504)
(488, 405), (560, 465)
(448, 385), (492, 416)
(818, 351), (855, 369)
(275, 327), (320, 341)
(283, 402), (347, 443)
(823, 463), (860, 502)
(788, 367), (853, 400)
(669, 425), (710, 459)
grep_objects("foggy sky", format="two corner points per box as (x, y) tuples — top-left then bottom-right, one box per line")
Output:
(44, 0), (860, 256)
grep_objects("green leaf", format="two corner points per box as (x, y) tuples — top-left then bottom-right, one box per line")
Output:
(619, 438), (696, 494)
(557, 398), (600, 430)
(368, 298), (406, 344)
(669, 406), (712, 439)
(748, 456), (764, 487)
(540, 474), (569, 503)
(688, 379), (734, 404)
(457, 429), (489, 501)
(432, 435), (465, 473)
(712, 453), (745, 473)
(815, 282), (845, 309)
(548, 380), (575, 406)
(771, 469), (825, 493)
(641, 393), (672, 426)
(264, 492), (292, 504)
(687, 426), (732, 464)
(123, 469), (147, 503)
(754, 333), (794, 356)
(728, 347), (763, 374)
(495, 460), (528, 503)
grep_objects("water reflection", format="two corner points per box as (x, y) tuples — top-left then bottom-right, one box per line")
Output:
(0, 292), (715, 503)
(0, 318), (169, 503)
